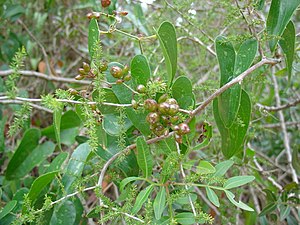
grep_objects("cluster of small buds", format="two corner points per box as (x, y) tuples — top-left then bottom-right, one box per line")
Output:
(110, 65), (131, 84)
(75, 60), (108, 80)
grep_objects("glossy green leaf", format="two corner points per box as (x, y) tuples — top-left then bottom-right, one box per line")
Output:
(53, 104), (63, 150)
(195, 161), (216, 174)
(88, 18), (100, 59)
(259, 202), (277, 217)
(105, 62), (151, 136)
(6, 135), (55, 180)
(0, 200), (17, 220)
(279, 21), (295, 80)
(50, 201), (76, 225)
(156, 21), (177, 86)
(172, 76), (194, 110)
(157, 137), (176, 154)
(130, 54), (151, 87)
(62, 143), (91, 194)
(103, 114), (132, 136)
(6, 128), (40, 179)
(224, 176), (255, 189)
(153, 187), (166, 220)
(225, 190), (254, 211)
(97, 135), (139, 177)
(217, 38), (257, 127)
(267, 0), (300, 51)
(92, 88), (120, 114)
(42, 110), (81, 138)
(213, 90), (251, 158)
(27, 171), (59, 204)
(206, 187), (220, 207)
(46, 152), (68, 173)
(174, 212), (195, 225)
(132, 185), (154, 214)
(119, 177), (146, 192)
(136, 136), (153, 178)
(214, 160), (234, 177)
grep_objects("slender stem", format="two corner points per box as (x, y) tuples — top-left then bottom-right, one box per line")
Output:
(256, 98), (300, 112)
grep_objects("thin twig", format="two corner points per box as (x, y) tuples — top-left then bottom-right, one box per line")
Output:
(0, 99), (53, 113)
(187, 58), (281, 122)
(256, 98), (300, 112)
(263, 121), (300, 129)
(0, 69), (91, 85)
(271, 73), (298, 184)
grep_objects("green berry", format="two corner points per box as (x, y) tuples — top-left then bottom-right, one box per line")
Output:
(168, 104), (179, 116)
(131, 99), (138, 109)
(110, 66), (123, 78)
(136, 84), (146, 93)
(122, 64), (130, 75)
(124, 74), (132, 81)
(116, 79), (123, 84)
(83, 62), (90, 72)
(158, 102), (170, 114)
(75, 74), (84, 80)
(99, 60), (108, 72)
(166, 98), (178, 105)
(158, 93), (168, 103)
(78, 68), (86, 75)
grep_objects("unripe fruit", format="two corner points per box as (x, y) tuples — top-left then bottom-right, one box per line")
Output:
(136, 84), (146, 93)
(175, 133), (182, 144)
(110, 66), (123, 78)
(75, 74), (84, 80)
(90, 104), (97, 111)
(124, 74), (132, 81)
(158, 102), (170, 115)
(131, 99), (138, 109)
(168, 104), (179, 116)
(144, 99), (158, 112)
(68, 88), (78, 95)
(146, 112), (160, 124)
(78, 68), (86, 75)
(178, 123), (190, 135)
(166, 98), (178, 105)
(101, 0), (111, 8)
(116, 79), (123, 84)
(172, 125), (179, 131)
(161, 115), (170, 124)
(119, 11), (128, 16)
(83, 62), (90, 72)
(99, 60), (108, 72)
(122, 64), (130, 75)
(158, 93), (168, 103)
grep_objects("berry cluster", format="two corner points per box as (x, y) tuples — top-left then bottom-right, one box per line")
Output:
(110, 65), (132, 84)
(144, 95), (190, 143)
(75, 60), (108, 80)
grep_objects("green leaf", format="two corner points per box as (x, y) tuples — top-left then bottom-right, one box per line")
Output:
(172, 76), (194, 110)
(132, 185), (154, 214)
(50, 201), (76, 225)
(6, 131), (55, 180)
(46, 152), (68, 173)
(0, 116), (7, 152)
(130, 54), (151, 87)
(174, 212), (195, 225)
(214, 160), (234, 177)
(175, 194), (197, 205)
(62, 143), (91, 194)
(153, 187), (166, 220)
(156, 21), (177, 86)
(279, 21), (295, 80)
(27, 171), (59, 204)
(157, 137), (176, 154)
(136, 137), (153, 178)
(267, 0), (300, 52)
(53, 104), (63, 150)
(119, 177), (145, 192)
(224, 190), (254, 211)
(259, 202), (277, 217)
(92, 88), (120, 114)
(263, 189), (277, 202)
(224, 176), (255, 189)
(213, 90), (252, 158)
(217, 38), (257, 128)
(88, 18), (100, 59)
(102, 114), (132, 136)
(205, 187), (220, 207)
(279, 205), (291, 221)
(0, 200), (17, 220)
(195, 161), (216, 174)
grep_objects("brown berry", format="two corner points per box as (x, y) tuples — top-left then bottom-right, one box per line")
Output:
(124, 74), (132, 81)
(168, 104), (179, 116)
(101, 0), (111, 8)
(110, 66), (123, 78)
(144, 99), (158, 112)
(116, 79), (123, 84)
(131, 99), (138, 109)
(178, 123), (190, 135)
(158, 102), (170, 115)
(146, 112), (160, 124)
(175, 133), (182, 143)
(166, 98), (178, 105)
